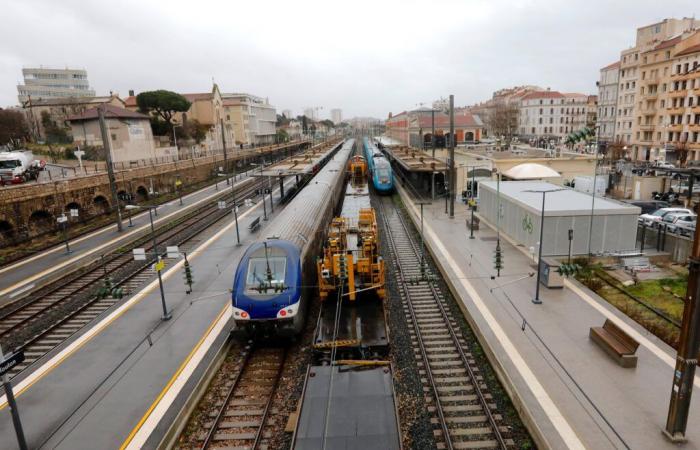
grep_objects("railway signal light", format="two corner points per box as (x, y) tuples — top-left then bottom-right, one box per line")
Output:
(183, 253), (194, 294)
(556, 263), (581, 277)
(493, 244), (503, 275)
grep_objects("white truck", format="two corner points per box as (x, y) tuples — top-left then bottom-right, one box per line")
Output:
(0, 150), (45, 185)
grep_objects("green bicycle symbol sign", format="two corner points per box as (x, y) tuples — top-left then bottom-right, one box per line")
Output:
(522, 215), (533, 234)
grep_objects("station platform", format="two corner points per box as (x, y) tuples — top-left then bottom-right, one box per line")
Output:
(254, 139), (343, 177)
(0, 176), (298, 449)
(381, 145), (448, 173)
(0, 171), (263, 306)
(394, 182), (700, 449)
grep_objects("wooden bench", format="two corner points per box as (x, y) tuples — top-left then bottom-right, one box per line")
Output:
(589, 319), (640, 368)
(249, 217), (261, 232)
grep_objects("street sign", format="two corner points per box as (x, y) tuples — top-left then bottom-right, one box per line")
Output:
(0, 351), (25, 377)
(166, 246), (180, 258)
(70, 208), (79, 217)
(175, 179), (182, 187)
(57, 214), (68, 224)
(133, 248), (146, 261)
(154, 260), (166, 272)
(218, 201), (226, 210)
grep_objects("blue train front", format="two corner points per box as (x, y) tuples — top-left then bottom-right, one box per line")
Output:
(362, 137), (394, 194)
(232, 240), (305, 337)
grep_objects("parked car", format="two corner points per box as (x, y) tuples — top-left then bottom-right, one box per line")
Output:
(624, 200), (669, 215)
(663, 212), (697, 233)
(678, 222), (696, 237)
(638, 207), (693, 227)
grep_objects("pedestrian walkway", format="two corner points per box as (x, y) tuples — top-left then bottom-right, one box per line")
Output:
(397, 183), (700, 449)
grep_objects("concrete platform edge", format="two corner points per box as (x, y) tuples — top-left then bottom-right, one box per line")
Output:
(154, 333), (233, 450)
(395, 183), (552, 450)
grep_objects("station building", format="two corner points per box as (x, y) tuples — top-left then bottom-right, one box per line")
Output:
(478, 181), (641, 256)
(385, 108), (484, 148)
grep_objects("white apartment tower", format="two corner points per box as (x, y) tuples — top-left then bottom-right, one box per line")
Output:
(17, 67), (95, 104)
(331, 108), (342, 124)
(597, 62), (620, 145)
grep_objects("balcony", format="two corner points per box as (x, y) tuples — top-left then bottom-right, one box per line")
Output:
(641, 106), (657, 115)
(638, 124), (655, 131)
(666, 106), (684, 114)
(668, 124), (683, 132)
(670, 89), (688, 97)
(642, 92), (658, 100)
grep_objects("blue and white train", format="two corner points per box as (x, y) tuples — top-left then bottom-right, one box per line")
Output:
(362, 137), (394, 194)
(231, 139), (354, 337)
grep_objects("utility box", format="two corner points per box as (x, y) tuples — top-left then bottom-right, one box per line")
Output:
(540, 257), (564, 288)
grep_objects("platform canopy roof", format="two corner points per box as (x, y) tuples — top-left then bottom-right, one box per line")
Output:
(502, 163), (560, 180)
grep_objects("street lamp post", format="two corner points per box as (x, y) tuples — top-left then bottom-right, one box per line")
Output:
(218, 172), (241, 245)
(525, 188), (565, 304)
(587, 125), (602, 256)
(125, 205), (171, 320)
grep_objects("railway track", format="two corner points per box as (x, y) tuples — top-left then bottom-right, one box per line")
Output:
(0, 176), (266, 379)
(192, 346), (286, 450)
(378, 197), (511, 450)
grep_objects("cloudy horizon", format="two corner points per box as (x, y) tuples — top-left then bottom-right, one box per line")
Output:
(1, 0), (698, 119)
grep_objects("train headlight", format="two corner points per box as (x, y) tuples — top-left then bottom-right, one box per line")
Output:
(233, 306), (250, 320)
(277, 302), (299, 319)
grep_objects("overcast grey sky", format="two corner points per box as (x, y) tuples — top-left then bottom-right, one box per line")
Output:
(0, 0), (697, 119)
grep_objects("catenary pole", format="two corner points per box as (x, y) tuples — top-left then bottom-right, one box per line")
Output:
(98, 105), (123, 232)
(449, 94), (455, 218)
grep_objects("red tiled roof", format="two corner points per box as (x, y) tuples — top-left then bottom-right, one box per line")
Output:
(416, 112), (482, 128)
(182, 93), (213, 101)
(654, 35), (682, 51)
(675, 43), (700, 57)
(520, 91), (564, 100)
(601, 61), (621, 70)
(562, 93), (588, 98)
(124, 95), (137, 107)
(67, 104), (149, 121)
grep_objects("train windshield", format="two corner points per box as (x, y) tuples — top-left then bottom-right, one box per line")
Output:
(245, 256), (286, 292)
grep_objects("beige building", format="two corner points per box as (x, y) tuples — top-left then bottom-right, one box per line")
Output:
(67, 105), (173, 163)
(606, 17), (700, 161)
(518, 90), (597, 143)
(22, 95), (125, 142)
(223, 93), (277, 145)
(124, 85), (234, 152)
(597, 61), (620, 146)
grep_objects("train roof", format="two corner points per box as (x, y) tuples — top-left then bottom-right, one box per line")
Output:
(260, 139), (354, 249)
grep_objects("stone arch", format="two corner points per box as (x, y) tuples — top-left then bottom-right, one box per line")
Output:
(65, 202), (82, 220)
(93, 195), (111, 215)
(28, 210), (54, 233)
(136, 185), (149, 202)
(0, 219), (15, 242)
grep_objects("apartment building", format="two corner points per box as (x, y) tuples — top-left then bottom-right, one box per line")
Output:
(518, 90), (597, 142)
(223, 93), (277, 145)
(331, 108), (343, 124)
(17, 67), (95, 103)
(666, 33), (700, 162)
(597, 62), (620, 145)
(603, 17), (700, 162)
